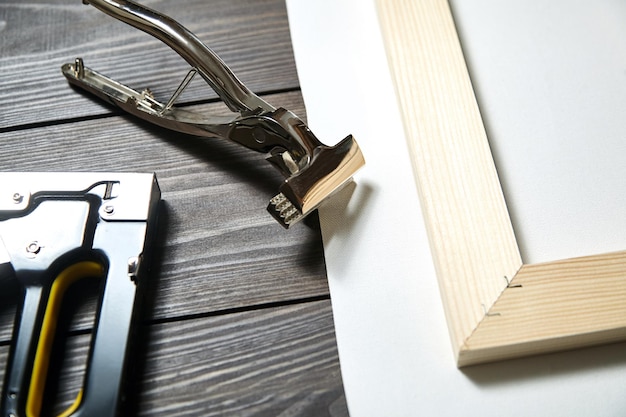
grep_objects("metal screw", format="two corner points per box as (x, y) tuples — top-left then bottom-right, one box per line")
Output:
(252, 126), (266, 144)
(12, 193), (23, 203)
(103, 205), (115, 215)
(26, 242), (41, 254)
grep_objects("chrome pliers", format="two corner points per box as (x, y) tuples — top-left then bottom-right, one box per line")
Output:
(62, 0), (364, 228)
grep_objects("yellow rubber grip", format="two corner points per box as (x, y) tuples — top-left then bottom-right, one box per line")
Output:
(26, 261), (105, 417)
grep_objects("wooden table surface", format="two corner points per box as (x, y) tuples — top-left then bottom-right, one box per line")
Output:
(0, 1), (348, 415)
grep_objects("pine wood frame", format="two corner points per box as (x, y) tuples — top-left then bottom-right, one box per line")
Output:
(376, 0), (626, 367)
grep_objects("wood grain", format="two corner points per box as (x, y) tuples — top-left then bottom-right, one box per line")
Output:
(459, 250), (626, 365)
(0, 0), (347, 414)
(377, 0), (626, 367)
(376, 0), (522, 357)
(0, 301), (348, 417)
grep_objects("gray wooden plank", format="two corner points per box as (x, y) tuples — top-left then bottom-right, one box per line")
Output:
(0, 300), (348, 417)
(0, 2), (346, 414)
(0, 91), (328, 343)
(0, 0), (299, 128)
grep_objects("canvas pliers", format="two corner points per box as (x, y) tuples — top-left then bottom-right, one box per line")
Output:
(62, 0), (365, 228)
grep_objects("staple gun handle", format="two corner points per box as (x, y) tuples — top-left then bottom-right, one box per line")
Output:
(1, 262), (105, 417)
(83, 0), (270, 114)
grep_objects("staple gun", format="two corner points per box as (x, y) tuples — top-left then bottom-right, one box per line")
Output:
(0, 172), (160, 417)
(62, 0), (365, 228)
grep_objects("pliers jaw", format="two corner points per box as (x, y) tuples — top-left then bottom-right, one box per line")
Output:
(269, 133), (363, 227)
(63, 0), (364, 228)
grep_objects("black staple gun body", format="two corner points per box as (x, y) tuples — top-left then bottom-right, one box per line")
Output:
(0, 172), (160, 417)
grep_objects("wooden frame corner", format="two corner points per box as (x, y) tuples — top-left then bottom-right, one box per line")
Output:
(376, 0), (626, 366)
